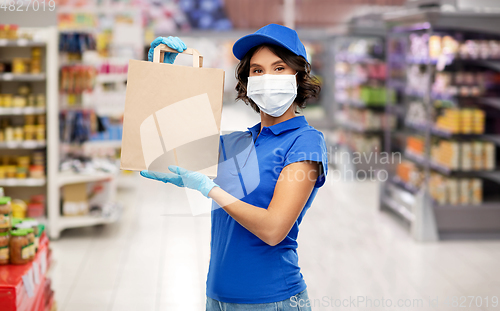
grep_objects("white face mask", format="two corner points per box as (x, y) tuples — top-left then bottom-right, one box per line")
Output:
(246, 74), (297, 117)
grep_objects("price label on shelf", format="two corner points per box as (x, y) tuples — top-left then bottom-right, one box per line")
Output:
(22, 269), (35, 298)
(1, 73), (13, 80)
(32, 262), (40, 285)
(17, 39), (28, 46)
(40, 250), (47, 274)
(0, 39), (7, 46)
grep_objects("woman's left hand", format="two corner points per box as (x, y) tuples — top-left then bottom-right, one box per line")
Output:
(140, 165), (219, 198)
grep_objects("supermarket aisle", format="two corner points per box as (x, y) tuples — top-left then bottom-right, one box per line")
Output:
(48, 104), (500, 311)
(49, 177), (500, 311)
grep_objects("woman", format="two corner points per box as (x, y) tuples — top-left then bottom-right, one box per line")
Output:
(142, 24), (328, 310)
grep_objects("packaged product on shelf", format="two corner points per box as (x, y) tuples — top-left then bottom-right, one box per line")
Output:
(9, 229), (30, 265)
(2, 94), (13, 107)
(472, 142), (483, 170)
(27, 195), (45, 218)
(0, 231), (8, 265)
(461, 109), (474, 134)
(473, 110), (485, 134)
(460, 142), (472, 171)
(15, 223), (35, 259)
(0, 196), (11, 232)
(13, 95), (26, 107)
(447, 178), (459, 205)
(471, 178), (483, 205)
(36, 94), (45, 107)
(11, 199), (27, 218)
(459, 179), (470, 205)
(484, 142), (495, 170)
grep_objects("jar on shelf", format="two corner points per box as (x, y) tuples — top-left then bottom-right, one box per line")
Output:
(7, 25), (18, 40)
(22, 219), (39, 251)
(15, 223), (35, 259)
(36, 125), (45, 141)
(0, 231), (9, 265)
(27, 95), (36, 107)
(2, 94), (13, 107)
(36, 94), (45, 107)
(5, 127), (14, 141)
(29, 165), (44, 179)
(11, 200), (27, 219)
(0, 25), (7, 39)
(13, 96), (26, 107)
(0, 167), (6, 179)
(12, 58), (27, 74)
(16, 167), (27, 179)
(6, 166), (16, 178)
(10, 229), (30, 264)
(24, 125), (36, 140)
(0, 196), (11, 232)
(13, 127), (23, 141)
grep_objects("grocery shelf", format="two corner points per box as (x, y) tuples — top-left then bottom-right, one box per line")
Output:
(391, 175), (419, 195)
(381, 193), (415, 222)
(58, 214), (121, 231)
(0, 178), (46, 187)
(0, 107), (46, 115)
(0, 140), (46, 149)
(0, 73), (46, 81)
(0, 38), (46, 47)
(338, 121), (384, 134)
(95, 73), (128, 83)
(479, 97), (500, 110)
(84, 140), (122, 148)
(339, 100), (386, 109)
(57, 172), (116, 186)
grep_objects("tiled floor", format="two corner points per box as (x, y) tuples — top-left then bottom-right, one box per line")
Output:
(49, 105), (500, 310)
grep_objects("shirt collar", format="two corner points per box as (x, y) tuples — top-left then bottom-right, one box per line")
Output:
(247, 116), (308, 138)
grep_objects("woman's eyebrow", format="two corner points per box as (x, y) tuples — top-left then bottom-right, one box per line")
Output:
(250, 60), (285, 68)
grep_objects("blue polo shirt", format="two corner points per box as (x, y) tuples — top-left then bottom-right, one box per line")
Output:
(206, 116), (328, 303)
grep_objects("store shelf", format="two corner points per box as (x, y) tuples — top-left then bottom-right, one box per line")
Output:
(0, 140), (46, 149)
(58, 214), (120, 230)
(58, 172), (115, 186)
(381, 193), (415, 222)
(0, 178), (46, 187)
(95, 73), (128, 83)
(0, 73), (46, 81)
(338, 121), (384, 134)
(0, 38), (46, 47)
(391, 175), (419, 195)
(0, 107), (46, 115)
(339, 100), (386, 110)
(84, 140), (122, 148)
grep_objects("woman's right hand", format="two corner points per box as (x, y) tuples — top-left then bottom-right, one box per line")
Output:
(148, 36), (187, 64)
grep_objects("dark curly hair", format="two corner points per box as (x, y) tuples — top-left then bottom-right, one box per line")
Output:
(235, 44), (321, 113)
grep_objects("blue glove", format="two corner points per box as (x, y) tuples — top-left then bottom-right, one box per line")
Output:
(140, 165), (219, 198)
(148, 36), (187, 64)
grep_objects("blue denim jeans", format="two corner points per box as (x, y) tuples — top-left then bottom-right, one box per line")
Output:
(206, 289), (312, 311)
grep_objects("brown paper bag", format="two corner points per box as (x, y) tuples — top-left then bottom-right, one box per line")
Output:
(120, 44), (224, 177)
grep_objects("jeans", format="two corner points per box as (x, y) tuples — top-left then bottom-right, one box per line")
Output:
(206, 289), (312, 311)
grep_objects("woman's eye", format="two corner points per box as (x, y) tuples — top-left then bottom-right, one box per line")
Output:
(275, 67), (285, 72)
(253, 69), (263, 74)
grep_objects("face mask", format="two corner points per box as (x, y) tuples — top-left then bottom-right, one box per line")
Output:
(246, 74), (297, 117)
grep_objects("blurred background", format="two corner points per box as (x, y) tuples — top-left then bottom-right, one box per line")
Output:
(1, 0), (500, 310)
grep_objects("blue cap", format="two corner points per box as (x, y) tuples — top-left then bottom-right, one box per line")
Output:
(233, 24), (307, 61)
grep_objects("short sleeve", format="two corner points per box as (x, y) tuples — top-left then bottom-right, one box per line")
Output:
(284, 130), (328, 188)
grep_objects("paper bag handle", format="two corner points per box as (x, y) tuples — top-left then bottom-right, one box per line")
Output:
(153, 44), (204, 68)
